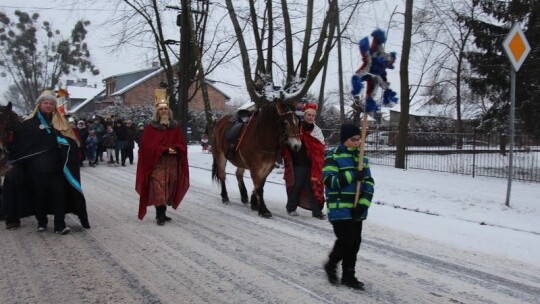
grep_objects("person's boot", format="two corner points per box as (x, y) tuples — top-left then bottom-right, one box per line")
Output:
(324, 260), (338, 284)
(341, 270), (364, 290)
(156, 206), (166, 226)
(162, 206), (171, 221)
(37, 217), (48, 232)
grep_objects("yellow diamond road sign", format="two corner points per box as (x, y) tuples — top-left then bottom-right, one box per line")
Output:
(503, 24), (531, 72)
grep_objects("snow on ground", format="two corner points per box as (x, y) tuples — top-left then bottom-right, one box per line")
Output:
(1, 144), (539, 304)
(190, 144), (540, 267)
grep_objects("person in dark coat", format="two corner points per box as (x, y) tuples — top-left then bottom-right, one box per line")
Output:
(3, 90), (90, 234)
(134, 122), (144, 146)
(124, 119), (136, 165)
(77, 120), (89, 166)
(322, 123), (375, 290)
(113, 119), (128, 166)
(89, 117), (105, 165)
(283, 103), (326, 219)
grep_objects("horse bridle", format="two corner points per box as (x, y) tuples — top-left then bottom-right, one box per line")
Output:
(276, 107), (302, 139)
(252, 104), (301, 154)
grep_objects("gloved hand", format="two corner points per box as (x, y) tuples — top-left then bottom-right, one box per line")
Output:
(354, 170), (364, 182)
(351, 204), (367, 219)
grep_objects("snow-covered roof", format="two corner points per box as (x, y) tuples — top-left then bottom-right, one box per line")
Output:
(205, 79), (233, 101)
(66, 86), (103, 100)
(68, 89), (106, 114)
(390, 100), (486, 120)
(109, 69), (232, 101)
(325, 103), (391, 122)
(112, 68), (165, 96)
(238, 101), (255, 110)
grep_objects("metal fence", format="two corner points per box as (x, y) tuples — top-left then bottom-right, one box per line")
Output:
(322, 129), (540, 182)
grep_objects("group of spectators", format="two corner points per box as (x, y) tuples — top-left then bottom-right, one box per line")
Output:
(68, 115), (145, 167)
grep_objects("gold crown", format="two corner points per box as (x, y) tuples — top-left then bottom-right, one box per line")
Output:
(154, 89), (169, 109)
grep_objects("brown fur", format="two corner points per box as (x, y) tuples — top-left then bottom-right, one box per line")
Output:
(211, 101), (302, 218)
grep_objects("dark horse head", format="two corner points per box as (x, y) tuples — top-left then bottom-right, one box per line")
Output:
(211, 100), (302, 218)
(267, 101), (302, 152)
(0, 102), (20, 172)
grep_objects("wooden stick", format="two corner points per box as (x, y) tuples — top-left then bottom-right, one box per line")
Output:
(354, 110), (369, 207)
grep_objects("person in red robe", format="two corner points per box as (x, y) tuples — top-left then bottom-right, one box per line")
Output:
(283, 102), (326, 219)
(135, 90), (189, 225)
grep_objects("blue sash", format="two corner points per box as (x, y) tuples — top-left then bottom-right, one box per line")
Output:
(37, 112), (83, 194)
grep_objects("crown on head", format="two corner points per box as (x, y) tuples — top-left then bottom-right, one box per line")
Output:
(154, 89), (169, 109)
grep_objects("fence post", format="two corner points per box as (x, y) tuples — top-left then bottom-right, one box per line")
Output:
(472, 132), (476, 178)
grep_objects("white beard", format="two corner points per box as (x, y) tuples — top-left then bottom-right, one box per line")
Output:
(160, 114), (170, 126)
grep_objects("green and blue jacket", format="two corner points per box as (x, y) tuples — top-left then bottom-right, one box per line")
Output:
(323, 144), (375, 221)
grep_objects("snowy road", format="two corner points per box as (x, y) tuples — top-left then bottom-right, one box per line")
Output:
(1, 162), (539, 304)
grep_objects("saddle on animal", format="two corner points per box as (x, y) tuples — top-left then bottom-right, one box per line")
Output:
(225, 109), (252, 154)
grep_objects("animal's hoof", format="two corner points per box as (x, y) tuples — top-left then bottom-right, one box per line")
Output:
(222, 199), (230, 205)
(241, 198), (249, 204)
(259, 212), (272, 218)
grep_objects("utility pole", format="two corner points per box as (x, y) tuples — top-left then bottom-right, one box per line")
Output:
(178, 0), (192, 134)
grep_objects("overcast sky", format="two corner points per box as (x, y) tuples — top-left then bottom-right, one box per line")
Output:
(0, 0), (405, 102)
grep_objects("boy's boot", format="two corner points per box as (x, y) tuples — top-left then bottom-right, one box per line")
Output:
(341, 269), (364, 290)
(324, 259), (338, 284)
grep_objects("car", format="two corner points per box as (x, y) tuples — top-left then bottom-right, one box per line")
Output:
(366, 132), (390, 145)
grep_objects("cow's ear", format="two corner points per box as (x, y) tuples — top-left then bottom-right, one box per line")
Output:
(7, 102), (12, 111)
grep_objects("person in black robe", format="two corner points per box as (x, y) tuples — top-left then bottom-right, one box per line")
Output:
(3, 90), (90, 234)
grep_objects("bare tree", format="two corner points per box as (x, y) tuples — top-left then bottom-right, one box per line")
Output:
(0, 11), (98, 112)
(395, 0), (413, 169)
(417, 0), (480, 146)
(108, 0), (238, 124)
(222, 0), (366, 107)
(110, 0), (180, 112)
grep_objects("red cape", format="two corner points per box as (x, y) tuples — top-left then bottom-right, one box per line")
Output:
(135, 124), (190, 220)
(283, 128), (325, 210)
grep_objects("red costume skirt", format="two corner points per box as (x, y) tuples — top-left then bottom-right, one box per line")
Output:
(147, 155), (179, 207)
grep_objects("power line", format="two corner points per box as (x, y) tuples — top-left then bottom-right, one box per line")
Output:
(0, 5), (128, 12)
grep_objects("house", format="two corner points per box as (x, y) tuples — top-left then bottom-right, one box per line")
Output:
(66, 85), (106, 117)
(68, 65), (231, 117)
(389, 99), (486, 131)
(99, 65), (230, 111)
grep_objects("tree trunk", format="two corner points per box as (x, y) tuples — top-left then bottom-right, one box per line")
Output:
(337, 13), (345, 124)
(185, 2), (214, 142)
(395, 0), (413, 169)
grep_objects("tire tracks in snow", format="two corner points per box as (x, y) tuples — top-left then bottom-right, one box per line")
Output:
(187, 165), (540, 303)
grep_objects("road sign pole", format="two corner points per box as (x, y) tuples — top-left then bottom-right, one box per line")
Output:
(502, 24), (530, 207)
(505, 67), (515, 207)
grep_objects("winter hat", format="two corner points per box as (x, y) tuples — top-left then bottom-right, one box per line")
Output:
(302, 103), (318, 114)
(36, 90), (57, 105)
(340, 123), (360, 144)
